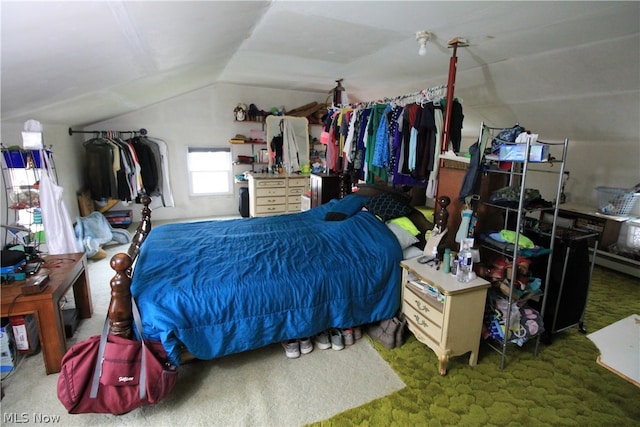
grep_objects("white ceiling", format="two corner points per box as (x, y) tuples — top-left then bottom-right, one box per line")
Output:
(1, 1), (639, 142)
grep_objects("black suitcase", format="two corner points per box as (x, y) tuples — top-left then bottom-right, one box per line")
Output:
(239, 187), (249, 218)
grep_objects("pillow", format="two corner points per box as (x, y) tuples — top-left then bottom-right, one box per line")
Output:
(403, 246), (423, 260)
(324, 194), (368, 217)
(363, 193), (413, 221)
(387, 216), (420, 236)
(386, 222), (419, 249)
(325, 212), (348, 221)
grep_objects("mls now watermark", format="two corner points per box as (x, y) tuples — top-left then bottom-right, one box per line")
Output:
(3, 413), (61, 424)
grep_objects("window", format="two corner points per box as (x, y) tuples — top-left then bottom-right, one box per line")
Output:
(187, 147), (232, 196)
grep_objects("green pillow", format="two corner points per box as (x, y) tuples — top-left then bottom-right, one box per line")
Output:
(388, 216), (420, 236)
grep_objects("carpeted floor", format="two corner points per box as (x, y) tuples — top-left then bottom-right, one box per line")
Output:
(313, 265), (640, 426)
(2, 242), (639, 426)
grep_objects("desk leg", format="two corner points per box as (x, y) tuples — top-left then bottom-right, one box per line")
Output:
(72, 267), (93, 319)
(34, 300), (66, 375)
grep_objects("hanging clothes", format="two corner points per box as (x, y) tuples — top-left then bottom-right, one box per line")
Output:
(82, 131), (172, 206)
(281, 119), (301, 171)
(142, 136), (175, 207)
(321, 84), (462, 196)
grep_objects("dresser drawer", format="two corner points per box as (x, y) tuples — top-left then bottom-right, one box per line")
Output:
(287, 203), (301, 212)
(256, 196), (286, 206)
(288, 186), (305, 196)
(256, 187), (286, 197)
(288, 177), (308, 188)
(403, 301), (443, 344)
(255, 179), (286, 188)
(254, 204), (286, 215)
(404, 283), (444, 327)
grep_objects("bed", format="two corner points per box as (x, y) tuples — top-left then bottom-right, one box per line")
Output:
(106, 187), (434, 365)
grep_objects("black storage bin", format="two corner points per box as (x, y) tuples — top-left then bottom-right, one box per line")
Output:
(239, 187), (249, 218)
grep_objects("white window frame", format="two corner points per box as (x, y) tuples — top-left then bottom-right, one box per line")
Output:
(186, 146), (233, 196)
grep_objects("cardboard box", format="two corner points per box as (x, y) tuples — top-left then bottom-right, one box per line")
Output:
(9, 314), (40, 355)
(498, 144), (549, 162)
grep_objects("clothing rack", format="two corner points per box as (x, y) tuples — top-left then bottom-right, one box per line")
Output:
(339, 84), (447, 110)
(68, 127), (148, 137)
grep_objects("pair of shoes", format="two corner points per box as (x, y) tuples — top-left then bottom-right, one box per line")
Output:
(281, 338), (314, 359)
(281, 339), (300, 359)
(300, 337), (313, 355)
(341, 328), (355, 346)
(330, 328), (344, 350)
(313, 331), (331, 350)
(366, 315), (408, 350)
(353, 326), (362, 340)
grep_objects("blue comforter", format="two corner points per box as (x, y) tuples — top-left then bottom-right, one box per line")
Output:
(131, 195), (403, 365)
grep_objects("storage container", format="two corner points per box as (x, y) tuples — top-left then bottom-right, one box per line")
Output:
(596, 186), (640, 216)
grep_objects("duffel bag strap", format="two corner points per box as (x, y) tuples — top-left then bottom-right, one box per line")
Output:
(89, 299), (148, 400)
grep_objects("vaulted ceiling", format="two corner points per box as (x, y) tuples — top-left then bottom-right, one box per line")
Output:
(1, 1), (638, 142)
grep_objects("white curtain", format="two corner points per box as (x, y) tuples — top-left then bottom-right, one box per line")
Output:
(39, 150), (80, 255)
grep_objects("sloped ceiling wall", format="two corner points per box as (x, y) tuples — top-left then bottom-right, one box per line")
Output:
(1, 1), (639, 144)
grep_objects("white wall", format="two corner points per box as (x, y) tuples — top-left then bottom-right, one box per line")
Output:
(86, 83), (326, 222)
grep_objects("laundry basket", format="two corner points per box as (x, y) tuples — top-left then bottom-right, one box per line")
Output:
(596, 186), (640, 216)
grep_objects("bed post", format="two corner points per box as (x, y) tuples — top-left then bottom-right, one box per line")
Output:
(108, 195), (152, 338)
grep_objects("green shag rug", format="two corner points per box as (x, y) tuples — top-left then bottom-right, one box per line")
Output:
(311, 266), (640, 426)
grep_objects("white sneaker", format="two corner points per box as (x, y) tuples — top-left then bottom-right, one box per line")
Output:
(299, 337), (314, 355)
(313, 331), (332, 350)
(281, 339), (300, 358)
(330, 329), (344, 350)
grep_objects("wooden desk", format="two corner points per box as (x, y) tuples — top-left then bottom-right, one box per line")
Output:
(1, 253), (92, 374)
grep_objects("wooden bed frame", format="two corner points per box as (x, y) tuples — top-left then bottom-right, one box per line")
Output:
(105, 188), (446, 348)
(107, 195), (152, 339)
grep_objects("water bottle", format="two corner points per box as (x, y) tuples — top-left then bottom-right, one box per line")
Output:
(457, 240), (473, 283)
(443, 249), (451, 274)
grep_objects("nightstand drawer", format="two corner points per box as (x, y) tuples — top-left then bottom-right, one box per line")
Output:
(404, 283), (444, 327)
(407, 318), (441, 349)
(403, 301), (443, 342)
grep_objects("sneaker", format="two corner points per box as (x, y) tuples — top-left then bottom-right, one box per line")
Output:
(330, 328), (344, 350)
(353, 326), (363, 340)
(281, 339), (300, 358)
(313, 331), (331, 350)
(342, 328), (355, 346)
(299, 337), (314, 355)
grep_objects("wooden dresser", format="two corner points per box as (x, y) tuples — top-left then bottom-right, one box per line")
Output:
(247, 173), (309, 217)
(400, 256), (490, 375)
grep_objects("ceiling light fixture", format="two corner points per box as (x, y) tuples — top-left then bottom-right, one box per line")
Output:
(416, 31), (431, 56)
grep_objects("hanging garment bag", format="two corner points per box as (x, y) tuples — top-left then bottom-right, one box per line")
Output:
(39, 150), (79, 254)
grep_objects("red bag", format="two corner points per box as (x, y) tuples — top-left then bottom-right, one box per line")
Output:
(57, 301), (178, 415)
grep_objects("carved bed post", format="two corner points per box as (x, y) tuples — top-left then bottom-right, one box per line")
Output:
(108, 195), (152, 338)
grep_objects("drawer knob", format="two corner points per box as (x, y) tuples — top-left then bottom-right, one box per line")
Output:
(416, 300), (430, 313)
(413, 315), (429, 328)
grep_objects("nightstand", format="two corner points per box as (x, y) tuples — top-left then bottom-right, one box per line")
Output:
(400, 257), (490, 375)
